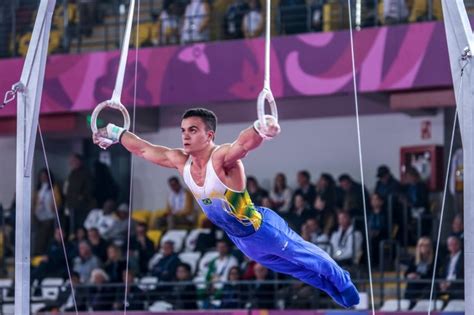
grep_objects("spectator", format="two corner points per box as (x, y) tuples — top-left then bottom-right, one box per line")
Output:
(338, 174), (371, 218)
(329, 211), (363, 268)
(293, 170), (317, 208)
(73, 240), (101, 283)
(220, 266), (245, 309)
(92, 160), (119, 211)
(374, 165), (401, 202)
(313, 193), (336, 236)
(108, 203), (136, 246)
(449, 213), (464, 242)
(129, 222), (155, 276)
(158, 1), (181, 45)
(242, 0), (264, 38)
(315, 173), (339, 210)
(157, 177), (195, 229)
(32, 228), (75, 283)
(88, 268), (114, 311)
(383, 0), (409, 24)
(63, 153), (94, 235)
(87, 227), (109, 263)
(206, 240), (239, 292)
(83, 198), (118, 241)
(246, 176), (269, 206)
(71, 227), (87, 256)
(404, 237), (434, 307)
(269, 173), (293, 216)
(279, 0), (307, 35)
(368, 193), (388, 267)
(241, 256), (257, 280)
(32, 168), (62, 255)
(150, 240), (182, 281)
(438, 236), (464, 300)
(301, 217), (328, 245)
(169, 263), (198, 310)
(181, 0), (211, 44)
(223, 0), (249, 39)
(104, 244), (126, 283)
(247, 263), (274, 309)
(287, 194), (316, 232)
(113, 270), (145, 311)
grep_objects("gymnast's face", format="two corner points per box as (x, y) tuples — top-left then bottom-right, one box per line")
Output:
(181, 117), (214, 154)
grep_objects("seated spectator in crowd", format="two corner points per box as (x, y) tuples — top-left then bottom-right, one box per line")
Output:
(261, 196), (274, 209)
(242, 0), (264, 38)
(88, 268), (114, 311)
(224, 0), (249, 39)
(32, 228), (76, 283)
(404, 237), (434, 307)
(129, 222), (155, 276)
(338, 174), (371, 218)
(220, 266), (245, 309)
(202, 240), (239, 301)
(368, 193), (388, 267)
(269, 173), (293, 216)
(104, 244), (126, 283)
(87, 227), (109, 262)
(241, 256), (257, 280)
(113, 270), (145, 311)
(293, 170), (317, 208)
(71, 227), (87, 254)
(315, 173), (339, 210)
(158, 1), (181, 45)
(32, 168), (62, 255)
(150, 240), (182, 281)
(157, 177), (195, 229)
(449, 213), (464, 241)
(301, 217), (328, 245)
(438, 235), (464, 301)
(181, 0), (211, 44)
(247, 263), (274, 309)
(169, 263), (198, 310)
(246, 176), (269, 206)
(279, 0), (307, 34)
(73, 241), (102, 283)
(313, 193), (336, 236)
(108, 203), (136, 246)
(84, 198), (118, 241)
(287, 194), (316, 232)
(374, 165), (401, 202)
(329, 211), (363, 268)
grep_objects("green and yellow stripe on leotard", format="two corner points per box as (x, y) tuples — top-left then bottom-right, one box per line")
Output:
(224, 189), (262, 230)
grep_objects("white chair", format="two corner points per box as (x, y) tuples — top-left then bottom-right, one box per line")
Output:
(354, 292), (368, 310)
(443, 299), (464, 311)
(178, 251), (202, 275)
(148, 300), (173, 311)
(184, 228), (210, 252)
(138, 276), (159, 291)
(411, 299), (443, 311)
(0, 279), (13, 302)
(160, 229), (188, 252)
(380, 299), (410, 311)
(31, 303), (46, 313)
(2, 304), (14, 315)
(41, 277), (64, 300)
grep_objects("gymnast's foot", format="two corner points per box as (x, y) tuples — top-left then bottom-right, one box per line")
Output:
(340, 282), (360, 307)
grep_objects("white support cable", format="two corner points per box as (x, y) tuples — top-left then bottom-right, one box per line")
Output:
(123, 0), (140, 313)
(427, 61), (466, 314)
(112, 0), (136, 103)
(264, 0), (271, 89)
(346, 1), (375, 314)
(38, 125), (79, 315)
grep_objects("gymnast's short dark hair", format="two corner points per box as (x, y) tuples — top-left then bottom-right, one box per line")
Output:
(182, 108), (217, 133)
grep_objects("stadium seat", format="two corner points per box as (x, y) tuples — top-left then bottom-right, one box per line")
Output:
(41, 277), (64, 300)
(408, 0), (428, 22)
(138, 276), (159, 291)
(31, 303), (46, 313)
(132, 209), (151, 224)
(178, 251), (202, 275)
(148, 300), (173, 311)
(0, 279), (13, 302)
(380, 299), (410, 311)
(2, 304), (13, 315)
(160, 229), (188, 252)
(443, 299), (464, 311)
(146, 229), (163, 249)
(411, 299), (443, 311)
(184, 228), (211, 252)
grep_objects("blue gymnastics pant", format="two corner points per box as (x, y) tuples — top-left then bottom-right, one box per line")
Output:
(227, 207), (360, 308)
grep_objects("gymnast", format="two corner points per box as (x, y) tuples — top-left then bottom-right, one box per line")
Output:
(93, 107), (360, 308)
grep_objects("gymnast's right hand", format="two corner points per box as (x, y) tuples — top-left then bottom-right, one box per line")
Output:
(93, 123), (125, 150)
